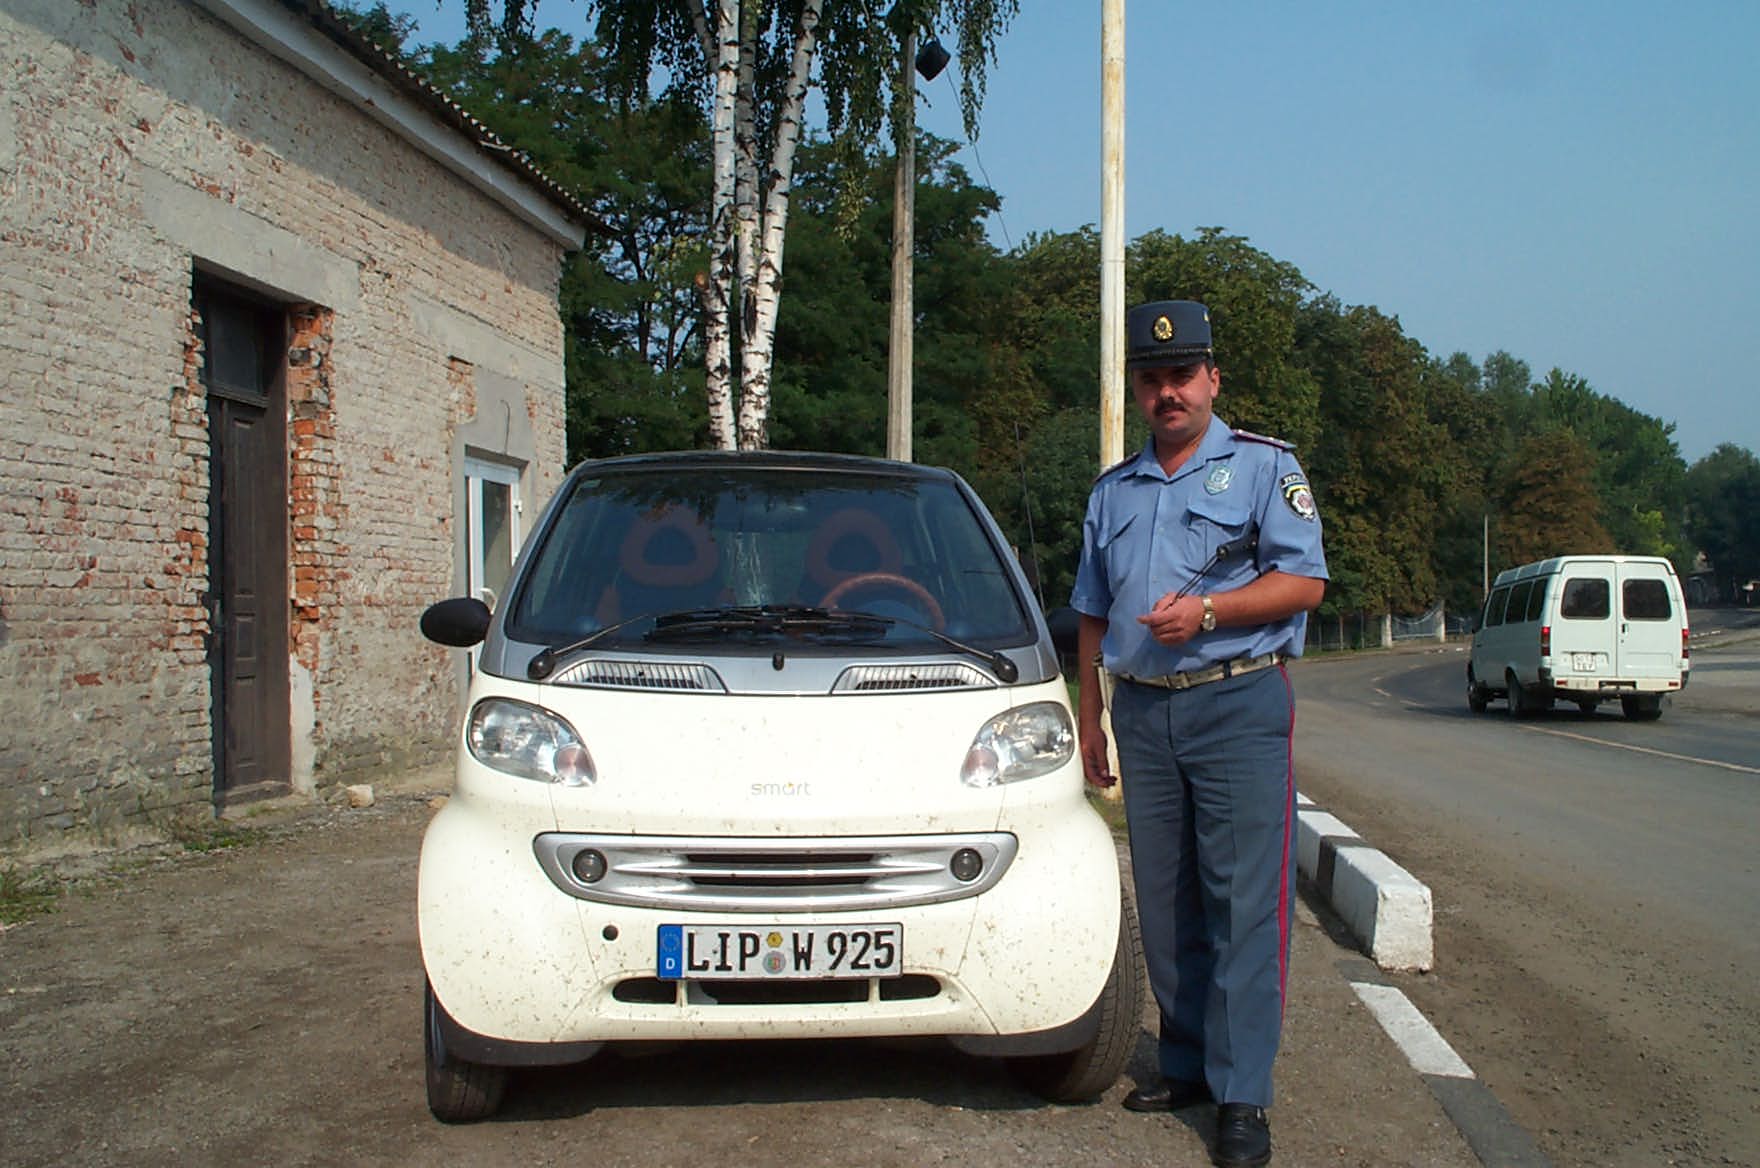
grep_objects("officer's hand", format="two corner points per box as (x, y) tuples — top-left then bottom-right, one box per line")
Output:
(1138, 592), (1202, 646)
(1079, 722), (1116, 788)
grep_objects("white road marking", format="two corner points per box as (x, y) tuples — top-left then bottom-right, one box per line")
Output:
(1350, 982), (1474, 1079)
(1520, 725), (1760, 774)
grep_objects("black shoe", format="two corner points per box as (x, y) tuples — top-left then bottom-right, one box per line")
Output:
(1122, 1077), (1212, 1112)
(1212, 1103), (1271, 1167)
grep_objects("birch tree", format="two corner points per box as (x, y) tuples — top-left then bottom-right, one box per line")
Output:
(465, 0), (1018, 450)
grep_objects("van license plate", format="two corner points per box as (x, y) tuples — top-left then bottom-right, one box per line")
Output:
(656, 923), (902, 980)
(1572, 652), (1596, 672)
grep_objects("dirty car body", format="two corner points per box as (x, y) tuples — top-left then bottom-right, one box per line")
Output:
(416, 451), (1139, 1121)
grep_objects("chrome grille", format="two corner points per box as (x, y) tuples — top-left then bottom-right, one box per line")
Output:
(532, 833), (1018, 912)
(551, 659), (726, 692)
(832, 663), (997, 692)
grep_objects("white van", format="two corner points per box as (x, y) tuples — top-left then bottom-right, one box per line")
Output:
(1467, 555), (1689, 720)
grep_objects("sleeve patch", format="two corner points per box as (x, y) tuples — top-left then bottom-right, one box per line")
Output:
(1280, 472), (1318, 521)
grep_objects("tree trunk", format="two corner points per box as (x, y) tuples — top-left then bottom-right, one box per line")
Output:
(733, 4), (760, 439)
(701, 0), (739, 450)
(736, 0), (821, 451)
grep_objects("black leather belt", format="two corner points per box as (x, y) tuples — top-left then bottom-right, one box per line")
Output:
(1116, 652), (1285, 692)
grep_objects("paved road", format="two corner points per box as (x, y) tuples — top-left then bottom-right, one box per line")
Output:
(1289, 618), (1760, 1168)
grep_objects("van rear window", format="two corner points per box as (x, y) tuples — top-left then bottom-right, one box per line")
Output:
(1623, 578), (1672, 620)
(1560, 577), (1610, 620)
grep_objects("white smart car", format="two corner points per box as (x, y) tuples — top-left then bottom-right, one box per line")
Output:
(417, 451), (1140, 1122)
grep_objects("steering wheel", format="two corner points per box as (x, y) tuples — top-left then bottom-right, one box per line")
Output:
(821, 572), (945, 631)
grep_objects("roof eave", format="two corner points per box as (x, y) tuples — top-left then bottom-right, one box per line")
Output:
(190, 0), (596, 249)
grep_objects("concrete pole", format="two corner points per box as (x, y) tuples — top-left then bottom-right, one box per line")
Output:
(1099, 0), (1126, 468)
(1096, 0), (1126, 802)
(886, 28), (916, 463)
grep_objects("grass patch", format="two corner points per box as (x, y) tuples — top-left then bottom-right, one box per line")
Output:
(0, 865), (59, 926)
(166, 819), (267, 854)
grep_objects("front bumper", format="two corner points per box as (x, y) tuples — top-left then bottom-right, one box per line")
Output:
(418, 778), (1120, 1060)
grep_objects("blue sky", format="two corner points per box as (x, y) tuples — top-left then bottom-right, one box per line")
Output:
(386, 1), (1758, 463)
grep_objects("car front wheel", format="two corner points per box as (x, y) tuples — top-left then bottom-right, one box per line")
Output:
(1008, 884), (1144, 1103)
(425, 980), (508, 1123)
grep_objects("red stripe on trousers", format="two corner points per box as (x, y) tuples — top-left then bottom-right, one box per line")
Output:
(1278, 662), (1295, 1014)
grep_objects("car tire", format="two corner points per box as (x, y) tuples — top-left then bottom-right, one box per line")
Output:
(1506, 671), (1531, 718)
(425, 980), (508, 1123)
(1009, 884), (1144, 1103)
(1467, 667), (1488, 714)
(1621, 694), (1663, 722)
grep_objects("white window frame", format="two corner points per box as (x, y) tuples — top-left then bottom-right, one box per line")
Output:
(464, 457), (524, 612)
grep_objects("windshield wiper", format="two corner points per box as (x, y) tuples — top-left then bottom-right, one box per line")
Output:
(644, 605), (889, 642)
(648, 605), (1019, 683)
(526, 610), (661, 680)
(872, 614), (1020, 683)
(529, 605), (1019, 684)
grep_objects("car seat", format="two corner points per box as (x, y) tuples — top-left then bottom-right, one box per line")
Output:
(595, 506), (727, 624)
(800, 507), (904, 605)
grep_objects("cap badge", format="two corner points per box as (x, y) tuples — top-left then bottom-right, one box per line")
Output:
(1152, 315), (1175, 342)
(1205, 464), (1233, 495)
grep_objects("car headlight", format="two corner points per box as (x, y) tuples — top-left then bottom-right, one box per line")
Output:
(959, 701), (1074, 787)
(467, 698), (596, 786)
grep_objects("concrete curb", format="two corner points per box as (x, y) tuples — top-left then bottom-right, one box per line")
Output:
(1295, 792), (1434, 971)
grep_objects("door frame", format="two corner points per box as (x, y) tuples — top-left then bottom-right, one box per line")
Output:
(198, 277), (291, 807)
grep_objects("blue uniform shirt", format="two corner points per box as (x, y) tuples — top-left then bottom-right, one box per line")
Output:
(1070, 417), (1328, 678)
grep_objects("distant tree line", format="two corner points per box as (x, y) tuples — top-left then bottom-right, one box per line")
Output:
(345, 5), (1760, 613)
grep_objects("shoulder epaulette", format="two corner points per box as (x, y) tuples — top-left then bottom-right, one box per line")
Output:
(1093, 453), (1138, 484)
(1233, 428), (1294, 451)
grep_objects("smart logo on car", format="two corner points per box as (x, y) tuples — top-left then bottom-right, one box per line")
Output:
(750, 780), (813, 797)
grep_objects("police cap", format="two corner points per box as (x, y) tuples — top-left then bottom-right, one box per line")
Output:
(1126, 300), (1213, 369)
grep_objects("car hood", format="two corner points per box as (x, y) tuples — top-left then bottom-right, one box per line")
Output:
(484, 680), (1059, 837)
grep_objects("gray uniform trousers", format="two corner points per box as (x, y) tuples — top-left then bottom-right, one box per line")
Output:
(1111, 664), (1298, 1108)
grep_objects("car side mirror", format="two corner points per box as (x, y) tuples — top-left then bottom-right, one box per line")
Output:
(1044, 606), (1080, 656)
(421, 597), (492, 647)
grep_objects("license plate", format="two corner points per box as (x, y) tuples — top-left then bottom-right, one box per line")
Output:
(656, 923), (902, 980)
(1572, 652), (1597, 672)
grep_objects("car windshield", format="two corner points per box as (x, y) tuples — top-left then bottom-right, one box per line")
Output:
(504, 464), (1033, 653)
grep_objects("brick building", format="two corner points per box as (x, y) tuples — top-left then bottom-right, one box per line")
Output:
(0, 0), (590, 850)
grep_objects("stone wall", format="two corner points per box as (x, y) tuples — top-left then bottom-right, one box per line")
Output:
(0, 0), (571, 850)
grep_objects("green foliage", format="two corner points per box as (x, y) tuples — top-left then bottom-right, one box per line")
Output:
(1684, 444), (1760, 594)
(329, 0), (422, 58)
(341, 4), (1735, 622)
(1495, 429), (1614, 566)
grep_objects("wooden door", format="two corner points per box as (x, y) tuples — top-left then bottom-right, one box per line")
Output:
(199, 282), (290, 803)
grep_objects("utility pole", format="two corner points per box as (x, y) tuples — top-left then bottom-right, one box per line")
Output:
(1099, 0), (1125, 467)
(1096, 0), (1126, 803)
(886, 25), (917, 462)
(886, 26), (949, 462)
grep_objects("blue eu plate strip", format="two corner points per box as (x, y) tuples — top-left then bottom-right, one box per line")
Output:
(656, 924), (683, 979)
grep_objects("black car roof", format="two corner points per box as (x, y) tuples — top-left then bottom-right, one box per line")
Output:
(567, 450), (961, 483)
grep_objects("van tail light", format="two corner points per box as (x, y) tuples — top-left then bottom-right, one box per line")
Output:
(1539, 624), (1551, 656)
(1682, 627), (1690, 660)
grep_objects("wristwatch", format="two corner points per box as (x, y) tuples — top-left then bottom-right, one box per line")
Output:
(1200, 595), (1217, 632)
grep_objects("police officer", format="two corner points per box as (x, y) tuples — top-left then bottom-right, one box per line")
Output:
(1070, 300), (1326, 1168)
